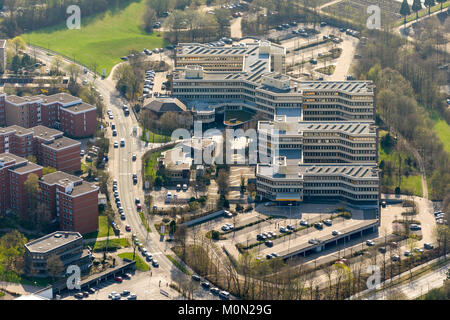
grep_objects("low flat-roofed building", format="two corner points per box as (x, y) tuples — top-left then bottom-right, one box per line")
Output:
(24, 231), (92, 277)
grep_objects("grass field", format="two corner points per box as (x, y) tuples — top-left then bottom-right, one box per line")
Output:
(118, 252), (149, 271)
(144, 150), (163, 178)
(379, 130), (423, 196)
(141, 128), (171, 143)
(91, 238), (130, 252)
(433, 118), (450, 154)
(25, 0), (166, 76)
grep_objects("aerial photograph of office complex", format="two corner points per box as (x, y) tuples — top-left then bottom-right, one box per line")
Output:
(0, 0), (448, 309)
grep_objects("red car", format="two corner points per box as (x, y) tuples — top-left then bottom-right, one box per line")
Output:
(136, 204), (142, 211)
(114, 276), (123, 283)
(125, 225), (131, 232)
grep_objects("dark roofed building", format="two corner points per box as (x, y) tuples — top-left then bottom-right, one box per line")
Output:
(143, 97), (187, 114)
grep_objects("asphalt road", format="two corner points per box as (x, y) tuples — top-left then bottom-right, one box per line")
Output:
(26, 45), (217, 300)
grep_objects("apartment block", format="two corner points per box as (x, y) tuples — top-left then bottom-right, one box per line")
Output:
(0, 153), (43, 216)
(31, 125), (81, 172)
(24, 231), (92, 277)
(0, 125), (81, 172)
(2, 92), (96, 138)
(39, 171), (99, 234)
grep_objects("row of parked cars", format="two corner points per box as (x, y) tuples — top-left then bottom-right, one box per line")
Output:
(434, 211), (447, 225)
(143, 69), (155, 99)
(108, 289), (137, 300)
(191, 274), (230, 299)
(132, 234), (159, 267)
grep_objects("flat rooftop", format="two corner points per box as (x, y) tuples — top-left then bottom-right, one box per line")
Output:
(259, 120), (376, 136)
(36, 93), (82, 105)
(10, 161), (42, 174)
(39, 170), (98, 196)
(25, 231), (82, 253)
(0, 125), (33, 136)
(257, 163), (379, 180)
(44, 136), (81, 150)
(296, 81), (374, 95)
(0, 152), (28, 166)
(6, 95), (43, 105)
(64, 102), (96, 113)
(31, 125), (63, 141)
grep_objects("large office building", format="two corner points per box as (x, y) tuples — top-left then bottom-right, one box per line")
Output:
(175, 41), (286, 73)
(171, 40), (380, 208)
(0, 92), (97, 138)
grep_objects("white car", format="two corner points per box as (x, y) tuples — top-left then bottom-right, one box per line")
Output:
(366, 240), (375, 246)
(332, 230), (341, 236)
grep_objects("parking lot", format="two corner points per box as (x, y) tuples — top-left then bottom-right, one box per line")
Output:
(151, 185), (201, 211)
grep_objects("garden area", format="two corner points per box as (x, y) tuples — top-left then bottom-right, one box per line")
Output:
(118, 252), (149, 272)
(224, 110), (255, 126)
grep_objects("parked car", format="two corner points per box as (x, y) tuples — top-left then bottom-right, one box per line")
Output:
(332, 230), (341, 236)
(300, 220), (308, 226)
(323, 219), (332, 226)
(410, 224), (422, 231)
(121, 290), (130, 296)
(127, 293), (137, 300)
(152, 260), (159, 267)
(265, 240), (273, 247)
(114, 276), (123, 283)
(391, 255), (400, 262)
(219, 290), (230, 300)
(366, 240), (375, 246)
(201, 281), (211, 289)
(314, 222), (323, 229)
(378, 247), (386, 253)
(192, 274), (201, 281)
(125, 225), (131, 232)
(74, 292), (84, 299)
(424, 243), (434, 250)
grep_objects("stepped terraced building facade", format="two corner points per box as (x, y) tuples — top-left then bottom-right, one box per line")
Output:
(171, 40), (380, 209)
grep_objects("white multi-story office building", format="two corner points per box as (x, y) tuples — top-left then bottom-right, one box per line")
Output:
(170, 40), (379, 208)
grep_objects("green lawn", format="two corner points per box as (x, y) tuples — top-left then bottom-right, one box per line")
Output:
(141, 128), (171, 143)
(433, 118), (450, 154)
(25, 0), (166, 76)
(379, 130), (423, 196)
(144, 150), (162, 178)
(91, 238), (130, 252)
(118, 252), (149, 271)
(400, 175), (423, 197)
(166, 254), (190, 275)
(139, 212), (151, 233)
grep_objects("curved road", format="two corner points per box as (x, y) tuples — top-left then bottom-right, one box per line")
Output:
(25, 45), (217, 300)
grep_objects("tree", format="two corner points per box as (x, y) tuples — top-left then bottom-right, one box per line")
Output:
(424, 0), (436, 15)
(51, 55), (64, 75)
(214, 8), (231, 37)
(400, 0), (411, 25)
(412, 0), (423, 20)
(23, 173), (41, 222)
(11, 55), (20, 74)
(26, 155), (37, 163)
(217, 169), (229, 196)
(66, 63), (81, 83)
(436, 0), (445, 11)
(9, 36), (26, 55)
(42, 166), (57, 175)
(46, 254), (64, 281)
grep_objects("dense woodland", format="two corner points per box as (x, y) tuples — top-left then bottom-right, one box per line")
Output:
(353, 21), (449, 214)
